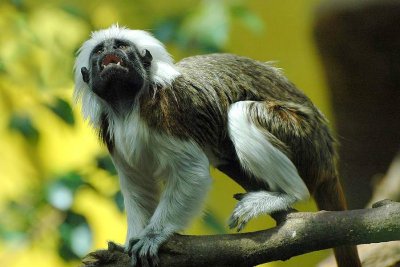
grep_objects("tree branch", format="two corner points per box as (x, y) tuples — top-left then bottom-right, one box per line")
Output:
(81, 200), (400, 267)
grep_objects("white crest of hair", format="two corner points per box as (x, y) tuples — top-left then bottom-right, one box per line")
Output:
(73, 24), (180, 127)
(227, 101), (310, 201)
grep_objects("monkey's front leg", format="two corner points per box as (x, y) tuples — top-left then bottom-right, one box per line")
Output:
(127, 148), (212, 267)
(109, 157), (159, 254)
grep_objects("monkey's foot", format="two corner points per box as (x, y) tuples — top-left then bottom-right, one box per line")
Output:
(126, 229), (171, 267)
(228, 191), (296, 231)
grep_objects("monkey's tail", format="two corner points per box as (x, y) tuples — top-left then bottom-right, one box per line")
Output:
(313, 174), (362, 267)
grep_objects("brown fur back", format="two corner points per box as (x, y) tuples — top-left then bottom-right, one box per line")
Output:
(140, 53), (361, 266)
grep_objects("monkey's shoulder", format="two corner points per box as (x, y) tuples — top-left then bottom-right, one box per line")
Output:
(175, 53), (274, 75)
(174, 53), (309, 104)
(139, 78), (226, 146)
(139, 53), (317, 146)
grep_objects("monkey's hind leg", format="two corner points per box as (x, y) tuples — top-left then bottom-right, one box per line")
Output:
(227, 101), (310, 231)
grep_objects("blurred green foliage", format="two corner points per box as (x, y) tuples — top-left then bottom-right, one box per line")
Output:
(45, 97), (75, 126)
(0, 0), (330, 266)
(9, 113), (40, 145)
(0, 0), (262, 265)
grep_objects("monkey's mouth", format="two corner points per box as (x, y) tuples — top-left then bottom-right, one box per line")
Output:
(100, 54), (128, 74)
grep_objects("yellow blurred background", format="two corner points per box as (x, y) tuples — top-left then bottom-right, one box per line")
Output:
(0, 0), (331, 266)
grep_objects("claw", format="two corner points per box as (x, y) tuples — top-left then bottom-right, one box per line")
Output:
(152, 254), (160, 267)
(140, 255), (150, 267)
(228, 215), (239, 229)
(108, 241), (125, 252)
(130, 254), (138, 267)
(237, 220), (247, 232)
(228, 194), (256, 231)
(126, 238), (140, 255)
(126, 230), (170, 267)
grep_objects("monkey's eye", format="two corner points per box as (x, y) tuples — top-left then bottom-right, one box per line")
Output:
(95, 47), (104, 55)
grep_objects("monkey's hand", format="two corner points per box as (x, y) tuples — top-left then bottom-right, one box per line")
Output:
(126, 228), (173, 267)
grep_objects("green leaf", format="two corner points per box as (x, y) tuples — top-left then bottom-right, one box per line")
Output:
(231, 5), (264, 34)
(58, 211), (92, 260)
(96, 155), (117, 175)
(0, 59), (6, 74)
(8, 113), (39, 145)
(11, 0), (25, 9)
(203, 210), (226, 234)
(113, 191), (124, 212)
(179, 0), (229, 52)
(54, 171), (85, 192)
(153, 15), (184, 43)
(58, 239), (77, 261)
(49, 171), (86, 197)
(45, 97), (75, 126)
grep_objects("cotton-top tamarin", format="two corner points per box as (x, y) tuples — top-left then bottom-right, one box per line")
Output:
(74, 25), (361, 267)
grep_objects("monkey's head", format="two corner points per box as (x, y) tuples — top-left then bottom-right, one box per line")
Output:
(83, 38), (153, 104)
(74, 25), (180, 125)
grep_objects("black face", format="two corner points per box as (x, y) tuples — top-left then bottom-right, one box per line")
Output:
(81, 38), (152, 112)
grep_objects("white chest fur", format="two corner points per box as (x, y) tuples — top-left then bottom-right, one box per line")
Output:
(109, 108), (209, 177)
(111, 109), (151, 166)
(108, 107), (212, 244)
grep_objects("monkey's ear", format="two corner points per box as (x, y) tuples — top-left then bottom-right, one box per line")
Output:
(81, 67), (90, 83)
(141, 49), (152, 68)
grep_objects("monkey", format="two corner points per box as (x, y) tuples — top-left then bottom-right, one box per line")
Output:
(74, 24), (361, 267)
